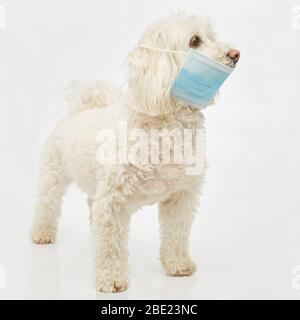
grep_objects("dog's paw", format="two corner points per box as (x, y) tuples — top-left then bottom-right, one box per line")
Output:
(96, 277), (128, 293)
(161, 258), (197, 277)
(31, 224), (56, 245)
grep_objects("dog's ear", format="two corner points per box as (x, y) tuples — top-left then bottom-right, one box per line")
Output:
(127, 44), (178, 116)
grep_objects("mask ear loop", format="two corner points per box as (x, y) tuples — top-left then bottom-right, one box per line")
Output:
(138, 45), (188, 55)
(138, 45), (191, 110)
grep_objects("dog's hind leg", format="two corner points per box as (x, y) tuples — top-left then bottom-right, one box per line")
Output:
(87, 197), (94, 226)
(31, 142), (70, 244)
(91, 174), (136, 293)
(159, 190), (198, 276)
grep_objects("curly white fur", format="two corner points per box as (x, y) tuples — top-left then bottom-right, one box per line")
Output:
(31, 13), (236, 293)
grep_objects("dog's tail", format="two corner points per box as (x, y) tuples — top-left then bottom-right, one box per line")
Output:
(64, 80), (123, 112)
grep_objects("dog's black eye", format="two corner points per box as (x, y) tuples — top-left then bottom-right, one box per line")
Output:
(189, 35), (202, 48)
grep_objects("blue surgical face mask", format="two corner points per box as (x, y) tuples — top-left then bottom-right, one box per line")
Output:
(139, 45), (234, 109)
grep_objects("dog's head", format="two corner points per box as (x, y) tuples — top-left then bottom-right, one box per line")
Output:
(127, 14), (240, 116)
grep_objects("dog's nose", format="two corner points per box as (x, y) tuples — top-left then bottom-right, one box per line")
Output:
(227, 49), (240, 64)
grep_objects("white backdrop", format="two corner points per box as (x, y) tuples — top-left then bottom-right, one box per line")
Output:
(0, 0), (300, 299)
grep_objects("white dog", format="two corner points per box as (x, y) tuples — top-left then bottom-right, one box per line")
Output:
(31, 14), (240, 293)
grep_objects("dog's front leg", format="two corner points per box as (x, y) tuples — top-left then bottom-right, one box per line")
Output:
(159, 190), (198, 276)
(91, 186), (132, 293)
